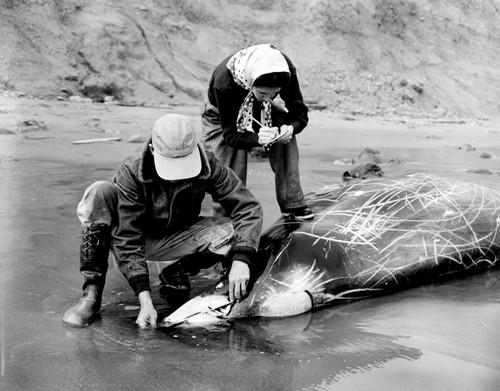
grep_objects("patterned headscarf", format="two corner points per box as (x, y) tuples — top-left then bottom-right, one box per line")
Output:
(226, 44), (290, 133)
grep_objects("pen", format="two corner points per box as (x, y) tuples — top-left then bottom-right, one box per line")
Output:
(244, 112), (264, 128)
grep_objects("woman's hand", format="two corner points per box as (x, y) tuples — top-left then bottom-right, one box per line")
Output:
(276, 125), (294, 143)
(258, 126), (278, 146)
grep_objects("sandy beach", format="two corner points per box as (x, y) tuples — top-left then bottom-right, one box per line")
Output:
(3, 95), (499, 223)
(2, 1), (500, 389)
(1, 96), (500, 390)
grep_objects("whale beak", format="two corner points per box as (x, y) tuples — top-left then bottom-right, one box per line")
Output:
(161, 295), (235, 329)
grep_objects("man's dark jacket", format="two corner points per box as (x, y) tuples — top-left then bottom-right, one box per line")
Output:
(112, 138), (263, 295)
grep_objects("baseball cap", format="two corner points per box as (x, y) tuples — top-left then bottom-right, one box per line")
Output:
(151, 114), (202, 180)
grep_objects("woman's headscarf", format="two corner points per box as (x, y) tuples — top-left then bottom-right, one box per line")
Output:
(226, 44), (290, 133)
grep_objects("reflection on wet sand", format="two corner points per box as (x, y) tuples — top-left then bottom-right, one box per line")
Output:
(60, 298), (423, 391)
(154, 304), (422, 390)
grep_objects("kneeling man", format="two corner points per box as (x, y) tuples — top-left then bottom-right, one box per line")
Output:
(62, 114), (263, 328)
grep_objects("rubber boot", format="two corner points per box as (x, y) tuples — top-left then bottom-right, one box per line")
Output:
(159, 251), (229, 305)
(62, 224), (111, 328)
(158, 260), (194, 305)
(62, 284), (101, 328)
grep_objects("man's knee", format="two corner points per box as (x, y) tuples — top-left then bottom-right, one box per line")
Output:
(77, 181), (117, 226)
(206, 219), (234, 256)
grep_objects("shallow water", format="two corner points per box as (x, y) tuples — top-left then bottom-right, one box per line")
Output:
(1, 109), (500, 390)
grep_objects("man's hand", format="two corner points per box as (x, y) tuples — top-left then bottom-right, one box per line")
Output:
(258, 126), (278, 146)
(228, 260), (250, 302)
(136, 290), (157, 328)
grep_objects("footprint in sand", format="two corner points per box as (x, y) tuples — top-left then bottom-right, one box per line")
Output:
(458, 143), (476, 151)
(463, 168), (494, 175)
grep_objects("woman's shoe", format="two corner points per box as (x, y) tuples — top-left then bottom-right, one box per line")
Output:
(281, 206), (315, 221)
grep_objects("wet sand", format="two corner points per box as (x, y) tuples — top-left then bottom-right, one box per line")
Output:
(1, 96), (500, 390)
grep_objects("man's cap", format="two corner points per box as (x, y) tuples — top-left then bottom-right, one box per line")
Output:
(151, 114), (202, 180)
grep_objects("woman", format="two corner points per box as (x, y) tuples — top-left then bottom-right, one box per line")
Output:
(201, 44), (314, 221)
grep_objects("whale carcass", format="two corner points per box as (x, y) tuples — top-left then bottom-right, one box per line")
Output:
(163, 173), (500, 327)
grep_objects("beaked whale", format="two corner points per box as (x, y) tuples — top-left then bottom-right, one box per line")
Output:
(162, 173), (500, 328)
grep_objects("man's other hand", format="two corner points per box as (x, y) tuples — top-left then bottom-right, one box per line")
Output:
(136, 290), (158, 328)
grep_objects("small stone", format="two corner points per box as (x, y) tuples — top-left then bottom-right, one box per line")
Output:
(0, 127), (15, 135)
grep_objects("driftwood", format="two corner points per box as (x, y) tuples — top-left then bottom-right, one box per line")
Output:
(72, 137), (121, 145)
